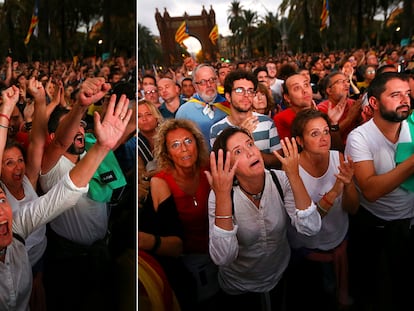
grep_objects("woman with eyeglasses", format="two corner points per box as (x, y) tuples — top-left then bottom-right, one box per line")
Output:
(139, 118), (219, 310)
(357, 65), (376, 94)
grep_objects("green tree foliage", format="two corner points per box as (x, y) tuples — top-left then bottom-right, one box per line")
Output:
(0, 0), (136, 62)
(138, 23), (162, 68)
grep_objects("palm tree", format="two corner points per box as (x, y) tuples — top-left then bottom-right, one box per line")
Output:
(138, 24), (162, 68)
(227, 0), (244, 58)
(241, 9), (258, 58)
(256, 12), (279, 57)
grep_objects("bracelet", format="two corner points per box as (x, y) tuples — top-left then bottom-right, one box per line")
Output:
(215, 215), (233, 219)
(322, 193), (334, 206)
(0, 124), (10, 129)
(0, 113), (10, 123)
(24, 121), (32, 131)
(330, 124), (339, 132)
(317, 202), (329, 214)
(150, 235), (161, 253)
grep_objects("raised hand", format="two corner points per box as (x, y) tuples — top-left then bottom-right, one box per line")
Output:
(335, 155), (355, 186)
(93, 93), (132, 151)
(77, 77), (111, 107)
(27, 77), (46, 101)
(205, 149), (238, 196)
(240, 115), (259, 134)
(327, 99), (346, 125)
(1, 85), (19, 115)
(273, 137), (300, 177)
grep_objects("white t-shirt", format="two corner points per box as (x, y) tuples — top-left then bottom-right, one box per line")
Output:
(288, 151), (348, 250)
(345, 119), (414, 220)
(39, 154), (108, 246)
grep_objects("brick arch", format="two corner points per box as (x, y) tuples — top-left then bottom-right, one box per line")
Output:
(155, 6), (219, 66)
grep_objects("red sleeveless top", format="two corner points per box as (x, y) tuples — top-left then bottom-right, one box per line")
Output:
(154, 167), (210, 254)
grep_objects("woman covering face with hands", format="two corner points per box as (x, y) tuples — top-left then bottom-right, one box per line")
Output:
(205, 127), (321, 311)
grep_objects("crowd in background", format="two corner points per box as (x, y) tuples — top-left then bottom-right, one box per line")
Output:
(138, 43), (414, 311)
(0, 53), (137, 311)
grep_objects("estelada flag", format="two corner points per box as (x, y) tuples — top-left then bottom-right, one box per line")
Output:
(24, 0), (39, 45)
(209, 24), (219, 45)
(175, 21), (190, 45)
(320, 0), (330, 31)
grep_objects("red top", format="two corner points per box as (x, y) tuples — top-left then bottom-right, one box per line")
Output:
(273, 108), (297, 140)
(154, 167), (210, 254)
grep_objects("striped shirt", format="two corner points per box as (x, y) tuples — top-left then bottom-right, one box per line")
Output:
(210, 112), (281, 153)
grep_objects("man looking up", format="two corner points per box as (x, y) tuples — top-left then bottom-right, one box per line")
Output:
(176, 64), (230, 145)
(345, 72), (414, 311)
(210, 69), (281, 168)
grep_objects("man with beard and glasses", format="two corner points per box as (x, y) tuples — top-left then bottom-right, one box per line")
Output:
(38, 77), (129, 311)
(345, 72), (414, 311)
(175, 64), (230, 147)
(210, 70), (282, 169)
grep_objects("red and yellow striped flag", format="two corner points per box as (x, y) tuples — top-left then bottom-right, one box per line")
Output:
(208, 24), (218, 45)
(320, 0), (330, 31)
(175, 21), (190, 45)
(209, 24), (219, 45)
(24, 0), (39, 45)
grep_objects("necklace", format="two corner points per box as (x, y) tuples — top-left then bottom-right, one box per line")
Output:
(239, 180), (265, 201)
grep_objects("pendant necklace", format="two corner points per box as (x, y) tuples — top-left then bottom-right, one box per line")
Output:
(239, 179), (265, 201)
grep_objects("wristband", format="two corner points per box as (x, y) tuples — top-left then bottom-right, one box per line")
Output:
(0, 113), (10, 123)
(330, 124), (339, 132)
(322, 193), (334, 206)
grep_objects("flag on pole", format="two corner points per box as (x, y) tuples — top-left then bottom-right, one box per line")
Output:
(209, 24), (219, 45)
(175, 21), (190, 45)
(24, 0), (39, 45)
(320, 0), (330, 31)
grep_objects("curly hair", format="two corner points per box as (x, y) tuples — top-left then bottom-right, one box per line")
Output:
(153, 118), (209, 170)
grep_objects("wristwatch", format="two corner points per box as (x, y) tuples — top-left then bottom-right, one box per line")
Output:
(330, 124), (339, 132)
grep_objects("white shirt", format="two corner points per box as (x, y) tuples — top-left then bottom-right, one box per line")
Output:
(39, 154), (108, 246)
(288, 151), (348, 250)
(2, 175), (46, 267)
(208, 169), (321, 294)
(345, 119), (414, 220)
(0, 173), (87, 311)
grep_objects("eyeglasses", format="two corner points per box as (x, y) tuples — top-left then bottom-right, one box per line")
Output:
(328, 79), (350, 88)
(169, 137), (194, 150)
(194, 78), (217, 86)
(144, 89), (158, 95)
(232, 87), (256, 96)
(366, 70), (376, 74)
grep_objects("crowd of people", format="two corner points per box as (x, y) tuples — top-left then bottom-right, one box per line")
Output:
(0, 54), (137, 311)
(138, 43), (414, 311)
